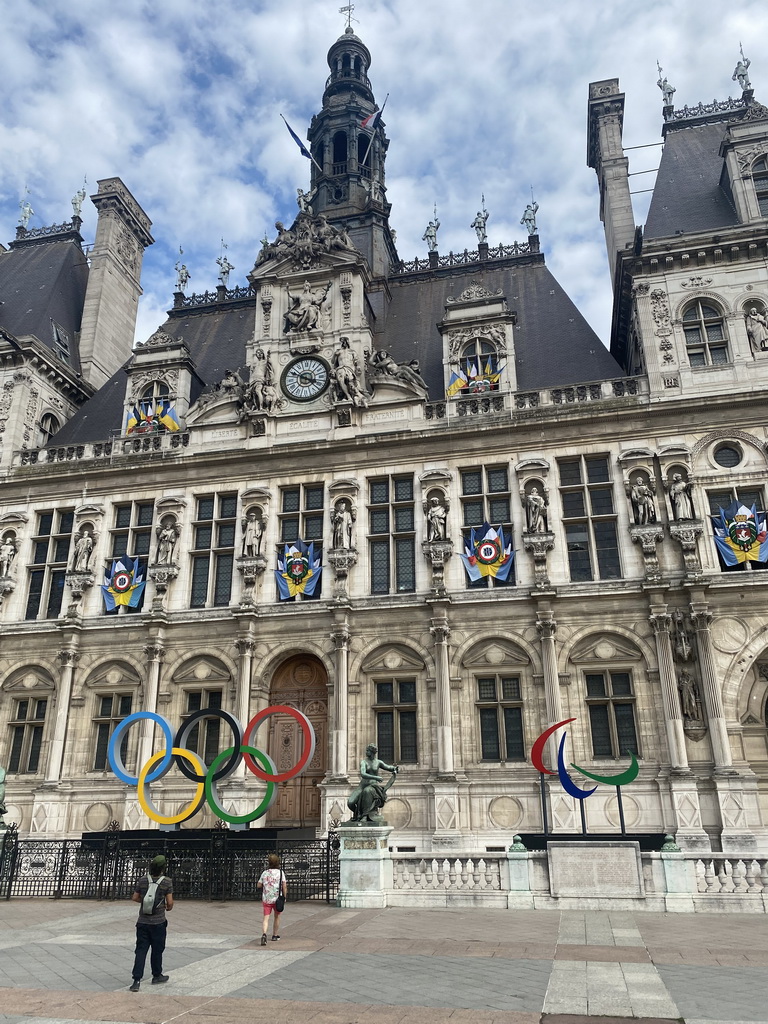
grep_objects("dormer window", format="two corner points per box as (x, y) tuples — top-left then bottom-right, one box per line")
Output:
(127, 380), (179, 434)
(754, 157), (768, 217)
(682, 300), (729, 367)
(460, 339), (500, 393)
(38, 413), (60, 448)
(51, 321), (70, 363)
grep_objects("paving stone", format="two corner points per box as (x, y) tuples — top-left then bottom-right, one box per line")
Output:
(657, 963), (768, 1022)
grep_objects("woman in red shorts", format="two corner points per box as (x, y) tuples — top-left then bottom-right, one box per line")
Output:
(257, 852), (286, 945)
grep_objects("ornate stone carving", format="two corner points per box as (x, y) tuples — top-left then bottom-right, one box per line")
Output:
(625, 473), (657, 525)
(235, 637), (257, 657)
(447, 323), (508, 360)
(523, 532), (555, 589)
(535, 615), (557, 640)
(253, 212), (358, 272)
(678, 669), (701, 721)
(430, 622), (451, 643)
(155, 516), (180, 565)
(283, 280), (332, 334)
(236, 555), (268, 606)
(147, 565), (179, 592)
(648, 612), (672, 635)
(368, 350), (428, 393)
(672, 609), (693, 661)
(327, 548), (358, 599)
(330, 627), (350, 650)
(141, 328), (178, 348)
(521, 483), (549, 533)
(665, 471), (696, 520)
(422, 539), (453, 595)
(143, 643), (166, 662)
(0, 532), (18, 579)
(331, 339), (368, 407)
(57, 650), (80, 669)
(424, 494), (449, 542)
(629, 523), (665, 581)
(668, 520), (704, 576)
(446, 283), (503, 304)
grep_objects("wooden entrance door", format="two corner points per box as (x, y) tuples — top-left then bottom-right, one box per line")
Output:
(266, 655), (327, 828)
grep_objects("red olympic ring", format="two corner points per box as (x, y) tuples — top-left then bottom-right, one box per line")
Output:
(530, 717), (575, 775)
(242, 704), (316, 782)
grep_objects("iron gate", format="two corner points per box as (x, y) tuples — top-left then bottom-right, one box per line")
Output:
(0, 825), (340, 902)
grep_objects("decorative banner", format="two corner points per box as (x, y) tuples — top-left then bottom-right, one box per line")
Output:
(459, 522), (514, 582)
(275, 540), (322, 599)
(102, 557), (145, 610)
(712, 500), (768, 566)
(447, 363), (504, 398)
(531, 718), (640, 800)
(107, 705), (316, 825)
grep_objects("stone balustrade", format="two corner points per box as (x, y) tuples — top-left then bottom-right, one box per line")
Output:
(14, 432), (190, 468)
(692, 854), (768, 894)
(393, 854), (503, 892)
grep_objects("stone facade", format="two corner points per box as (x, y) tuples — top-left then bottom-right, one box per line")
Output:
(2, 34), (768, 857)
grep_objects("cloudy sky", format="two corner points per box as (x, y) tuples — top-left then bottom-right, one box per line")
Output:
(2, 0), (767, 348)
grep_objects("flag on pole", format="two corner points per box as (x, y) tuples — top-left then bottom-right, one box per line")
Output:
(281, 115), (324, 173)
(360, 94), (389, 169)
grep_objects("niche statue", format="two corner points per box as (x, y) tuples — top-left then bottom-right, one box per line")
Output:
(347, 744), (399, 824)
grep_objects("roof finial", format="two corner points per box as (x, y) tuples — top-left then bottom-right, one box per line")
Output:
(339, 3), (357, 32)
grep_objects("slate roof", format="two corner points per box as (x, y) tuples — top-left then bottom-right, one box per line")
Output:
(385, 258), (622, 394)
(53, 252), (622, 445)
(644, 121), (738, 240)
(52, 303), (256, 444)
(0, 237), (88, 371)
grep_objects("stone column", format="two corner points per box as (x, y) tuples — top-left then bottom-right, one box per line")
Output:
(233, 637), (256, 780)
(430, 620), (454, 775)
(138, 643), (165, 773)
(689, 607), (732, 768)
(330, 627), (350, 780)
(45, 649), (80, 783)
(536, 613), (564, 767)
(648, 613), (688, 769)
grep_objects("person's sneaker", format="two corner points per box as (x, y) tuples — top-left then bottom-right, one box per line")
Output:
(151, 974), (169, 984)
(260, 934), (267, 946)
(129, 981), (140, 992)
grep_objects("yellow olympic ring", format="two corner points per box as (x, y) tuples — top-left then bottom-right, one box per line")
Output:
(137, 747), (206, 825)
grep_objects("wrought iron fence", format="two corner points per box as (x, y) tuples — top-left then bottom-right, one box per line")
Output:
(0, 826), (340, 902)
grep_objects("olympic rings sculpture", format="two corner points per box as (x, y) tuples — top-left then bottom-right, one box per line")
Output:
(107, 704), (316, 825)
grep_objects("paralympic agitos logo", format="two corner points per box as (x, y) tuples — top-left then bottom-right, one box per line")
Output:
(531, 718), (639, 799)
(108, 705), (316, 826)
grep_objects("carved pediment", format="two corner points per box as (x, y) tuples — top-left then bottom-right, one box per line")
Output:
(0, 511), (29, 525)
(156, 495), (188, 511)
(242, 487), (272, 502)
(462, 639), (529, 669)
(515, 459), (550, 474)
(171, 655), (232, 685)
(84, 661), (141, 689)
(741, 713), (763, 726)
(569, 634), (642, 663)
(361, 644), (425, 674)
(419, 469), (452, 485)
(618, 448), (656, 463)
(1, 666), (55, 692)
(74, 504), (105, 519)
(329, 478), (360, 495)
(658, 444), (692, 458)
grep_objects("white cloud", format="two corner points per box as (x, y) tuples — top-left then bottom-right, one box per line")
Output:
(1, 0), (767, 350)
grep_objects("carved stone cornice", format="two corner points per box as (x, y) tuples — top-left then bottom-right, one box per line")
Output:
(668, 520), (704, 577)
(236, 554), (268, 607)
(421, 539), (453, 597)
(327, 548), (357, 600)
(147, 564), (179, 591)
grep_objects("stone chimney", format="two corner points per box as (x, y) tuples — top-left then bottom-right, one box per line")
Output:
(587, 80), (635, 284)
(78, 178), (154, 388)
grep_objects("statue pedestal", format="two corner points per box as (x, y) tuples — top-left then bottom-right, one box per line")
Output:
(337, 824), (393, 908)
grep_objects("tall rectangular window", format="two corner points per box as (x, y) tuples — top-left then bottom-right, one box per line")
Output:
(559, 456), (621, 582)
(707, 486), (768, 573)
(25, 509), (74, 620)
(585, 671), (639, 758)
(475, 676), (525, 761)
(374, 679), (418, 763)
(184, 689), (223, 766)
(93, 693), (133, 770)
(369, 476), (416, 595)
(190, 494), (237, 607)
(106, 501), (154, 614)
(7, 697), (47, 773)
(277, 484), (324, 600)
(460, 465), (514, 588)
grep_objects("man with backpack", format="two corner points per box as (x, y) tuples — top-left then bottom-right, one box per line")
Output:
(129, 854), (174, 991)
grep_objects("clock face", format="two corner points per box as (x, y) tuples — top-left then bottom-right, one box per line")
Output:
(281, 357), (330, 402)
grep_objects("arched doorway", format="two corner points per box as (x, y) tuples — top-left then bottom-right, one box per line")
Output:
(266, 654), (327, 828)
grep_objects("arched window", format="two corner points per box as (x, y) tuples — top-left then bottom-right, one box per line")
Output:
(682, 300), (729, 366)
(332, 131), (347, 174)
(341, 53), (351, 76)
(38, 412), (60, 447)
(137, 381), (171, 432)
(460, 339), (499, 392)
(754, 157), (768, 217)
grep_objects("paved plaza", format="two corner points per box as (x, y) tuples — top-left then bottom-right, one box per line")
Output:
(0, 898), (766, 1024)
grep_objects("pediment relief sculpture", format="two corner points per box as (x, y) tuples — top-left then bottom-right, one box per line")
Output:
(368, 349), (428, 394)
(251, 211), (360, 275)
(569, 634), (642, 663)
(1, 667), (56, 692)
(171, 655), (232, 685)
(84, 662), (141, 690)
(461, 639), (529, 668)
(361, 643), (425, 674)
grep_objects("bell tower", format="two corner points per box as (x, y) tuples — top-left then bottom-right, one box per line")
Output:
(307, 27), (397, 277)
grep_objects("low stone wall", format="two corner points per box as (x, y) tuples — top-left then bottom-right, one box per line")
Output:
(338, 827), (768, 912)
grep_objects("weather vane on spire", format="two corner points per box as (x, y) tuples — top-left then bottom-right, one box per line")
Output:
(339, 4), (357, 30)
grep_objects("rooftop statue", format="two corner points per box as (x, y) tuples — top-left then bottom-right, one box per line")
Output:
(470, 205), (489, 243)
(422, 218), (440, 253)
(216, 254), (235, 287)
(347, 744), (399, 824)
(521, 201), (539, 235)
(18, 198), (33, 229)
(733, 53), (751, 91)
(175, 262), (191, 293)
(71, 182), (87, 218)
(656, 62), (675, 106)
